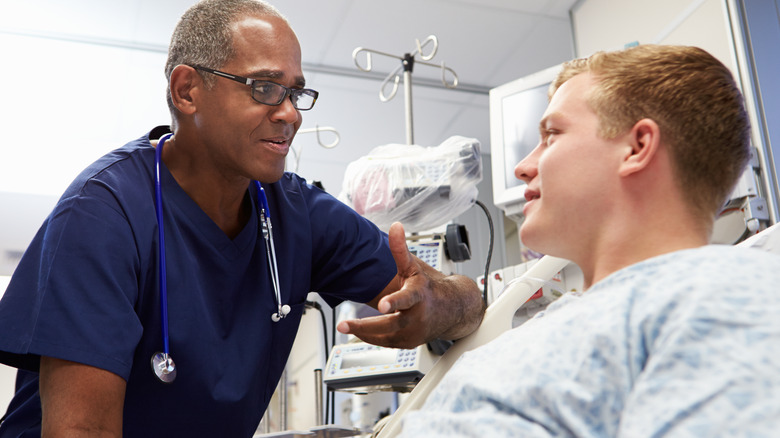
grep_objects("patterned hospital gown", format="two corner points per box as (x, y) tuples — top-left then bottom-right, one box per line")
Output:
(400, 245), (780, 437)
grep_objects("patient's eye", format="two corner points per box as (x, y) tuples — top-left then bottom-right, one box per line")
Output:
(544, 129), (559, 145)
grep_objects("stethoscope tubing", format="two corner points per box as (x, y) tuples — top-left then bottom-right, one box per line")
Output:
(255, 181), (286, 322)
(151, 134), (288, 383)
(154, 133), (173, 356)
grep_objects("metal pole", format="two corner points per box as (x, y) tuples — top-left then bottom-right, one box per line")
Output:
(314, 369), (324, 426)
(280, 369), (288, 431)
(259, 413), (271, 434)
(402, 53), (415, 145)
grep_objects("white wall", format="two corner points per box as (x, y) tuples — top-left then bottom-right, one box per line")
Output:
(572, 0), (737, 72)
(0, 277), (14, 416)
(0, 31), (172, 274)
(0, 364), (15, 419)
(0, 33), (171, 198)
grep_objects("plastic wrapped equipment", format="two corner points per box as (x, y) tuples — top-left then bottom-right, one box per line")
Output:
(338, 136), (482, 233)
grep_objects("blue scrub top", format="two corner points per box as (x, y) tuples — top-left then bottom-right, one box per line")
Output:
(0, 127), (396, 437)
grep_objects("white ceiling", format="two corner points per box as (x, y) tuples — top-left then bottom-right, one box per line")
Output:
(0, 0), (577, 152)
(0, 0), (579, 275)
(17, 0), (577, 85)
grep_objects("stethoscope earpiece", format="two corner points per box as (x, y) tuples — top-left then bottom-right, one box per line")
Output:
(272, 304), (291, 321)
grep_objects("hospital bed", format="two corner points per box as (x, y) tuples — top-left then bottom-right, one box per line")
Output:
(373, 222), (780, 437)
(374, 255), (571, 437)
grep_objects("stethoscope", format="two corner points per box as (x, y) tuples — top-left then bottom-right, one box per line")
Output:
(150, 133), (290, 383)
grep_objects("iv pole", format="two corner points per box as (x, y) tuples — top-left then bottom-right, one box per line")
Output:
(287, 125), (341, 173)
(352, 35), (459, 145)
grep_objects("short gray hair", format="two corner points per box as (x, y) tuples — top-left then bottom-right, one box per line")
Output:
(164, 0), (288, 123)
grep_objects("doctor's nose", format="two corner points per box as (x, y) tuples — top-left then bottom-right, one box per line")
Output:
(270, 96), (301, 125)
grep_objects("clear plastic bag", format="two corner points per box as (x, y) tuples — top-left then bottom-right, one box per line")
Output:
(338, 136), (482, 233)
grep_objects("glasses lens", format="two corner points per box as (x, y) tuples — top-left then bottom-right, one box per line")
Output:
(292, 90), (317, 111)
(251, 81), (318, 110)
(252, 81), (286, 106)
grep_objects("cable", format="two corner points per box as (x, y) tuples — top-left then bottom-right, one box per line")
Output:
(474, 200), (494, 306)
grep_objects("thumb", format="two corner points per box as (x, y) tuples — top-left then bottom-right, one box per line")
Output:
(389, 222), (415, 277)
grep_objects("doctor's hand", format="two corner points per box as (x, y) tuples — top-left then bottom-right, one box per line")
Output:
(336, 222), (485, 349)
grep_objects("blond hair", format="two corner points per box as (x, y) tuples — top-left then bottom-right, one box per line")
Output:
(552, 45), (750, 223)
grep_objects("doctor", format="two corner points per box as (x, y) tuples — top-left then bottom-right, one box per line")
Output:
(0, 0), (484, 436)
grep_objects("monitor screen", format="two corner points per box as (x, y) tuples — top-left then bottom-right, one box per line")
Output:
(490, 64), (562, 221)
(500, 83), (550, 191)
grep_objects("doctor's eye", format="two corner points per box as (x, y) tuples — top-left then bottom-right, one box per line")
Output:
(254, 82), (280, 97)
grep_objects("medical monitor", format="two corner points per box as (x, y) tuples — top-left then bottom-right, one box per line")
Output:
(490, 64), (562, 222)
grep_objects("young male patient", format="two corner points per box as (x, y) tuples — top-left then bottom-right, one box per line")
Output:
(399, 44), (780, 437)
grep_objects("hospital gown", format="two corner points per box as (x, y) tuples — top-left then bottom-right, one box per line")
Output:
(400, 245), (780, 437)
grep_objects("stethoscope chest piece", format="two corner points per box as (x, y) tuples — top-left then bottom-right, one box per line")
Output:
(151, 351), (177, 383)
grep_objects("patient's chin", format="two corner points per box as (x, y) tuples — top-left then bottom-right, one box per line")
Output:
(519, 225), (560, 260)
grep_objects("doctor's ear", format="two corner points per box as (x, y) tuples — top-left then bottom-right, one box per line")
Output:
(169, 65), (200, 116)
(618, 118), (661, 177)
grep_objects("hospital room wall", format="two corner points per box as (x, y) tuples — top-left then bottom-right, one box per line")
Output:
(0, 277), (10, 416)
(572, 0), (737, 71)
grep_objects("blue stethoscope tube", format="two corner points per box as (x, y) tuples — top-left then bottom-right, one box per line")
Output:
(255, 181), (291, 322)
(152, 133), (176, 383)
(151, 134), (288, 384)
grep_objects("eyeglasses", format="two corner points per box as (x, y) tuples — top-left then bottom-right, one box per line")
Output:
(190, 65), (319, 111)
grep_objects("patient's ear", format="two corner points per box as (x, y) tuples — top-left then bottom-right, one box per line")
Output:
(618, 118), (661, 177)
(169, 65), (199, 116)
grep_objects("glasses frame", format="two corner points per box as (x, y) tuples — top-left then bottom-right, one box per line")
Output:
(190, 65), (319, 111)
